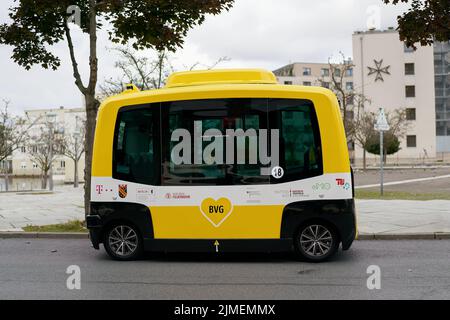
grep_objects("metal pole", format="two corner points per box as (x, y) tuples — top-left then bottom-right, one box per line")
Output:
(49, 121), (54, 191)
(380, 130), (384, 196)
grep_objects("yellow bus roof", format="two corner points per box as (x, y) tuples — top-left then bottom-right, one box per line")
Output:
(165, 69), (278, 88)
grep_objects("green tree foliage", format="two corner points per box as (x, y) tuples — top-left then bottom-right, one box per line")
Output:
(383, 0), (450, 48)
(366, 131), (402, 159)
(0, 0), (234, 70)
(0, 0), (234, 213)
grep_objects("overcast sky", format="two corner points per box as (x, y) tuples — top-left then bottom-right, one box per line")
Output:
(0, 0), (410, 114)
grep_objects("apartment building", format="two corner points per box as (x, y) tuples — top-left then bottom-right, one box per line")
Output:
(273, 62), (354, 91)
(11, 106), (85, 183)
(352, 29), (436, 161)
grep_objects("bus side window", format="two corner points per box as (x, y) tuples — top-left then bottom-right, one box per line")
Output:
(268, 99), (323, 183)
(113, 106), (160, 185)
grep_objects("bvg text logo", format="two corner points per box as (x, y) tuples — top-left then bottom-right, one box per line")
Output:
(209, 204), (225, 214)
(200, 198), (233, 227)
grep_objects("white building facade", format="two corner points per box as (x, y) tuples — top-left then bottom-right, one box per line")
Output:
(352, 29), (436, 162)
(11, 106), (85, 184)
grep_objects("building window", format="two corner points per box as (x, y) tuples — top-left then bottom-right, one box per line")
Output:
(32, 146), (38, 153)
(405, 63), (415, 75)
(406, 135), (417, 147)
(32, 163), (38, 169)
(268, 99), (323, 184)
(60, 161), (65, 168)
(347, 140), (355, 151)
(20, 146), (26, 153)
(321, 68), (329, 77)
(345, 68), (353, 77)
(284, 81), (293, 85)
(345, 82), (353, 90)
(303, 81), (311, 86)
(303, 67), (311, 76)
(20, 162), (27, 169)
(406, 108), (416, 120)
(405, 85), (416, 97)
(321, 82), (330, 88)
(334, 68), (341, 77)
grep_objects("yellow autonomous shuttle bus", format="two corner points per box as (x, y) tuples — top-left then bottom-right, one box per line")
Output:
(87, 69), (356, 262)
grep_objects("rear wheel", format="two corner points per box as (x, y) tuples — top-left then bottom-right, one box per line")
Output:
(294, 222), (339, 262)
(103, 223), (143, 261)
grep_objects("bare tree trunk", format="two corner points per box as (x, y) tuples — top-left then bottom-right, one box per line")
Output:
(41, 171), (47, 189)
(83, 95), (99, 215)
(74, 158), (79, 188)
(84, 0), (99, 216)
(4, 162), (9, 191)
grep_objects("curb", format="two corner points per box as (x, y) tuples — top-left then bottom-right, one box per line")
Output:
(357, 232), (450, 240)
(1, 232), (450, 240)
(0, 232), (88, 239)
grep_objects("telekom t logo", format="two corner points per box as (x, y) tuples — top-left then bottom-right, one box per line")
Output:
(96, 184), (104, 195)
(336, 178), (345, 186)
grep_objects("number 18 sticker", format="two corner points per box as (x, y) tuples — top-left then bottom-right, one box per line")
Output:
(271, 166), (284, 179)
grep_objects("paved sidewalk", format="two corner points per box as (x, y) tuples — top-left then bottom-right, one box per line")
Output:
(0, 185), (84, 231)
(356, 200), (450, 234)
(0, 185), (450, 235)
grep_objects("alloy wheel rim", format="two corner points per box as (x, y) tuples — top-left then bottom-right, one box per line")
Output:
(109, 225), (138, 256)
(299, 224), (332, 257)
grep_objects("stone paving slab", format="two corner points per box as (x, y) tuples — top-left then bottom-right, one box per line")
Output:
(1, 185), (450, 235)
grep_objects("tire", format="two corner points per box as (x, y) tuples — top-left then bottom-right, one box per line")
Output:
(103, 222), (143, 261)
(294, 221), (339, 262)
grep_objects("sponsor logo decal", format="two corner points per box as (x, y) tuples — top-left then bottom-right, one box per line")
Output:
(245, 189), (262, 203)
(336, 178), (351, 190)
(290, 189), (308, 198)
(246, 190), (261, 198)
(118, 184), (128, 199)
(136, 188), (155, 202)
(95, 184), (113, 195)
(165, 192), (191, 200)
(312, 182), (331, 191)
(200, 197), (233, 227)
(95, 185), (103, 195)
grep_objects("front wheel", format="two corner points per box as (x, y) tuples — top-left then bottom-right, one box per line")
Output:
(294, 222), (339, 262)
(103, 223), (143, 261)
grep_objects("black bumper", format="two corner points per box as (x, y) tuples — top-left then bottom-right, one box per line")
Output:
(86, 215), (102, 249)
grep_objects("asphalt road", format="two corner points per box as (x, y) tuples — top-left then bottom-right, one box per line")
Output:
(354, 167), (450, 193)
(0, 238), (449, 300)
